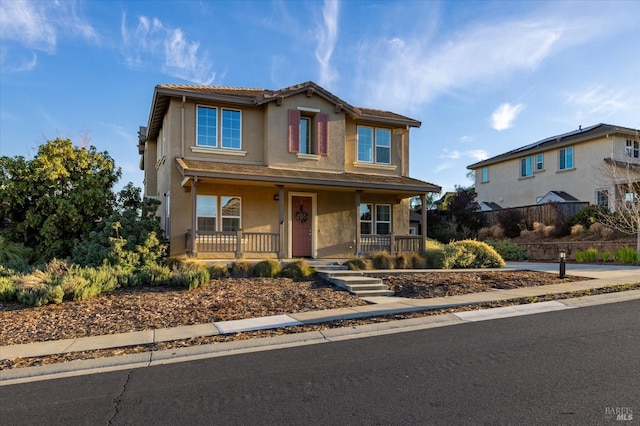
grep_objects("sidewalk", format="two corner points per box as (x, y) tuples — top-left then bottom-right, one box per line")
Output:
(1, 262), (638, 384)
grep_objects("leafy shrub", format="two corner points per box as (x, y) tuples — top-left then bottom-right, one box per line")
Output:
(614, 247), (639, 264)
(0, 236), (31, 266)
(570, 205), (609, 228)
(172, 262), (211, 290)
(485, 239), (530, 261)
(442, 240), (506, 269)
(280, 259), (314, 279)
(230, 261), (253, 278)
(369, 251), (395, 269)
(15, 271), (64, 306)
(602, 251), (612, 262)
(133, 263), (172, 286)
(208, 263), (230, 279)
(497, 209), (523, 238)
(344, 258), (372, 271)
(252, 260), (282, 278)
(575, 248), (599, 263)
(0, 276), (16, 302)
(61, 273), (99, 301)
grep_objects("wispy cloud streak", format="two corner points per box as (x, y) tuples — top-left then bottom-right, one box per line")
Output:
(121, 14), (216, 85)
(492, 103), (525, 131)
(314, 0), (339, 88)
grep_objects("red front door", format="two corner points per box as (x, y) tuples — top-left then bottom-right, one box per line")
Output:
(292, 196), (312, 257)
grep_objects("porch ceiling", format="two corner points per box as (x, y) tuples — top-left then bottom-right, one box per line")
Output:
(176, 158), (441, 196)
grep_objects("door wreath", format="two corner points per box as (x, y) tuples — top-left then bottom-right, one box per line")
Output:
(295, 205), (308, 223)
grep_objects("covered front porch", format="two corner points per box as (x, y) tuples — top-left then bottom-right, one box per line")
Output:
(174, 159), (440, 259)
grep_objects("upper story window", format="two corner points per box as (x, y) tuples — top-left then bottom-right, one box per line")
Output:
(535, 153), (544, 171)
(559, 146), (574, 170)
(481, 167), (489, 183)
(520, 156), (533, 177)
(596, 189), (609, 210)
(626, 139), (639, 158)
(197, 106), (242, 149)
(357, 126), (391, 164)
(288, 109), (328, 156)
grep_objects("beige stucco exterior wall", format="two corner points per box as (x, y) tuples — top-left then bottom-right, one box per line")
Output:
(475, 135), (639, 208)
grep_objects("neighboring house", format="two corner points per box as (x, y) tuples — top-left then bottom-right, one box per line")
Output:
(467, 123), (640, 212)
(138, 81), (441, 259)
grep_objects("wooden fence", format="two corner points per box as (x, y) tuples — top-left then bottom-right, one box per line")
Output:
(478, 202), (589, 229)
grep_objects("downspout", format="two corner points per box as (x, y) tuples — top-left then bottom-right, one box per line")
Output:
(181, 95), (186, 158)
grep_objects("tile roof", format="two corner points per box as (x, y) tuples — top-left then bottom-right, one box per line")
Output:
(176, 159), (441, 194)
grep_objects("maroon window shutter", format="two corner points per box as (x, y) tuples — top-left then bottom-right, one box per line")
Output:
(317, 113), (328, 156)
(288, 109), (300, 153)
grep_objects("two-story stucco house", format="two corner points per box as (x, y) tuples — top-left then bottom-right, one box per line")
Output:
(138, 81), (441, 259)
(467, 123), (640, 212)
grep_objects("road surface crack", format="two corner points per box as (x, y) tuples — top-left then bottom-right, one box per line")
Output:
(108, 370), (132, 425)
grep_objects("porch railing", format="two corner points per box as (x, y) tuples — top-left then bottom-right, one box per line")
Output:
(360, 234), (424, 254)
(186, 230), (280, 258)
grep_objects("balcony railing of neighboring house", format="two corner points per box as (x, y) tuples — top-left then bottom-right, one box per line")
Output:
(185, 230), (281, 258)
(360, 234), (424, 255)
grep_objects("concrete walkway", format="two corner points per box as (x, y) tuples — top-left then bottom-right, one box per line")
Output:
(1, 262), (638, 384)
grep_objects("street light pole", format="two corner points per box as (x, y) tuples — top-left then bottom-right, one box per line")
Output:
(559, 249), (566, 279)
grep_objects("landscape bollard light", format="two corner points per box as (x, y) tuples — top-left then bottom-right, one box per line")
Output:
(559, 249), (566, 279)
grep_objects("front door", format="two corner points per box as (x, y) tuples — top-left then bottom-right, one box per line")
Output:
(291, 196), (312, 257)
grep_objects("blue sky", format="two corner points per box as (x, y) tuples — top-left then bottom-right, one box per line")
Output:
(1, 0), (639, 194)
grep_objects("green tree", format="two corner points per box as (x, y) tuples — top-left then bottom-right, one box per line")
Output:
(0, 138), (121, 259)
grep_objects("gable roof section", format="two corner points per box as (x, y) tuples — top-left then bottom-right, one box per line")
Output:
(176, 158), (441, 195)
(467, 123), (640, 170)
(146, 81), (421, 141)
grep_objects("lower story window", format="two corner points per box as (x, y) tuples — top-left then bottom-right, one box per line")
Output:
(197, 195), (241, 232)
(596, 189), (609, 210)
(360, 203), (391, 234)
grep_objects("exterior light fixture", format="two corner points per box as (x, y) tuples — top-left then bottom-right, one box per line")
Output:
(559, 249), (567, 279)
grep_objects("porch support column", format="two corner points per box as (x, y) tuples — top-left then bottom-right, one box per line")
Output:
(190, 177), (198, 257)
(355, 190), (362, 255)
(420, 193), (427, 252)
(277, 185), (285, 260)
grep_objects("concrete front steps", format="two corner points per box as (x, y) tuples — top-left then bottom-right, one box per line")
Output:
(316, 269), (394, 297)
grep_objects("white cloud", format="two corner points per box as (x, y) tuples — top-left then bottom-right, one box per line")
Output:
(0, 0), (97, 72)
(491, 103), (525, 131)
(121, 14), (216, 85)
(314, 0), (339, 88)
(352, 7), (620, 115)
(435, 148), (488, 172)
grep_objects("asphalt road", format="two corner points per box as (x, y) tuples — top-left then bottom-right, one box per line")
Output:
(1, 299), (639, 425)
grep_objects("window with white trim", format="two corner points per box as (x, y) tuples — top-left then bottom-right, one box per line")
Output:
(626, 139), (639, 158)
(360, 203), (391, 235)
(196, 195), (217, 231)
(520, 156), (533, 177)
(535, 153), (544, 171)
(559, 146), (574, 170)
(197, 106), (242, 149)
(196, 195), (242, 232)
(357, 126), (391, 164)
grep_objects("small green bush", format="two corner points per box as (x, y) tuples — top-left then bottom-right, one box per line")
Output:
(230, 261), (253, 278)
(208, 263), (230, 278)
(369, 251), (395, 269)
(424, 248), (444, 269)
(133, 263), (172, 286)
(602, 251), (612, 262)
(280, 259), (314, 279)
(570, 205), (609, 228)
(15, 271), (64, 306)
(344, 258), (372, 271)
(575, 248), (599, 263)
(0, 276), (17, 302)
(172, 262), (211, 290)
(496, 209), (524, 238)
(485, 239), (530, 261)
(0, 236), (31, 266)
(442, 240), (506, 269)
(614, 246), (640, 264)
(252, 260), (282, 278)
